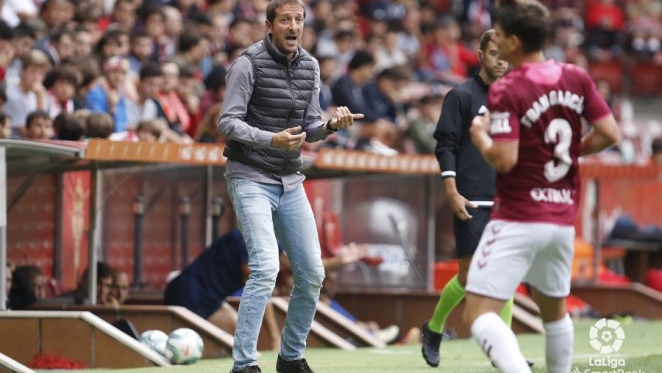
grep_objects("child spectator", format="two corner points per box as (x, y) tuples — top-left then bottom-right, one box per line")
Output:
(2, 49), (51, 136)
(85, 112), (114, 139)
(53, 112), (85, 141)
(135, 119), (163, 142)
(22, 110), (53, 140)
(47, 66), (80, 117)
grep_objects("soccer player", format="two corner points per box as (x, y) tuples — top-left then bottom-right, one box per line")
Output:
(422, 29), (512, 368)
(464, 1), (620, 372)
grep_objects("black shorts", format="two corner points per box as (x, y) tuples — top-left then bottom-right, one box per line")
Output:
(453, 207), (491, 258)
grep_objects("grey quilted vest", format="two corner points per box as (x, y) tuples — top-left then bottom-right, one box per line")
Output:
(223, 35), (317, 175)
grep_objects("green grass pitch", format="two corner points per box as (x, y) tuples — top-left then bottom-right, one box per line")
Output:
(57, 319), (662, 373)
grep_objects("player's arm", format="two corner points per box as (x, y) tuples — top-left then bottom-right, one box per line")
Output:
(470, 111), (518, 173)
(580, 115), (620, 156)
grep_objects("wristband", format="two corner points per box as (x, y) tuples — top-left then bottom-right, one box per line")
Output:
(325, 118), (339, 132)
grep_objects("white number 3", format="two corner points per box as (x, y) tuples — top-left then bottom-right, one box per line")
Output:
(544, 119), (572, 182)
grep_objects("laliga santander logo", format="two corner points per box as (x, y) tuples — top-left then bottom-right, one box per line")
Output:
(589, 318), (625, 354)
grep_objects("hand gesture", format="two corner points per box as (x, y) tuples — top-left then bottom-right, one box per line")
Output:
(448, 191), (476, 221)
(272, 126), (307, 150)
(328, 106), (364, 130)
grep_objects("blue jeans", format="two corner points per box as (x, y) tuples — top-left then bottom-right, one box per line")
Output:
(227, 177), (325, 370)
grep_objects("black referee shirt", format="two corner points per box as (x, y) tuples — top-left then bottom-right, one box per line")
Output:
(434, 75), (496, 201)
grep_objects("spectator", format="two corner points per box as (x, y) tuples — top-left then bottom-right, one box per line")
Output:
(47, 65), (80, 117)
(53, 112), (85, 141)
(94, 28), (127, 63)
(85, 55), (130, 133)
(404, 93), (445, 154)
(330, 50), (378, 149)
(0, 111), (11, 139)
(62, 261), (117, 305)
(72, 26), (94, 60)
(38, 27), (75, 66)
(5, 22), (37, 84)
(125, 61), (165, 128)
(102, 0), (137, 33)
(199, 64), (226, 119)
(127, 28), (153, 75)
(423, 16), (479, 86)
(8, 261), (38, 310)
(174, 65), (201, 135)
(585, 0), (625, 59)
(374, 25), (408, 71)
(38, 0), (74, 33)
(158, 62), (193, 136)
(85, 111), (114, 139)
(15, 265), (47, 300)
(111, 270), (131, 305)
(134, 119), (163, 142)
(195, 102), (224, 143)
(170, 26), (209, 82)
(22, 110), (53, 139)
(137, 4), (167, 63)
(2, 49), (51, 135)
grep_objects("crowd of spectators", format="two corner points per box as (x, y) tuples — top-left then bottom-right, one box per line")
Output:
(0, 0), (660, 158)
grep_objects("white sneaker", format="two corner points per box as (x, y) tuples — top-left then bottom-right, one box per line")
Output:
(374, 325), (400, 344)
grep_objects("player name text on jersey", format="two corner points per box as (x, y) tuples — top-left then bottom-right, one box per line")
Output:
(529, 187), (574, 205)
(520, 90), (585, 128)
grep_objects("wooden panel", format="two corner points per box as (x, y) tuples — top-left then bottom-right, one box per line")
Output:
(94, 329), (147, 368)
(0, 318), (39, 364)
(40, 318), (92, 366)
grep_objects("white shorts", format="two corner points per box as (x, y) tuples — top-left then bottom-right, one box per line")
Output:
(466, 220), (575, 300)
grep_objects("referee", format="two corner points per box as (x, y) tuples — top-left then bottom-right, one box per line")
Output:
(421, 29), (520, 367)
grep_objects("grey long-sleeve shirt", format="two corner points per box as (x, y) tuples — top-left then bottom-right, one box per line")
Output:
(219, 55), (327, 191)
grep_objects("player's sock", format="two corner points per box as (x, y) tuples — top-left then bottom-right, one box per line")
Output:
(428, 275), (465, 333)
(499, 297), (514, 327)
(471, 312), (531, 373)
(544, 314), (573, 373)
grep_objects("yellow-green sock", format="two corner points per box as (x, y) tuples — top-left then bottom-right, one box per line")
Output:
(428, 275), (465, 333)
(500, 297), (515, 327)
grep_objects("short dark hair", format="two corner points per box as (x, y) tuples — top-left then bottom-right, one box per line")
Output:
(178, 26), (203, 53)
(266, 0), (306, 24)
(25, 110), (51, 128)
(139, 61), (163, 80)
(348, 50), (375, 70)
(494, 0), (550, 54)
(50, 66), (80, 86)
(54, 113), (85, 141)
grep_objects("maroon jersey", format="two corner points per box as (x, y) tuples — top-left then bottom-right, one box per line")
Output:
(487, 60), (612, 225)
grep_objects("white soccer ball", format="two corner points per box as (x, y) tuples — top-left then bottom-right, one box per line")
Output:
(139, 330), (169, 356)
(164, 328), (204, 365)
